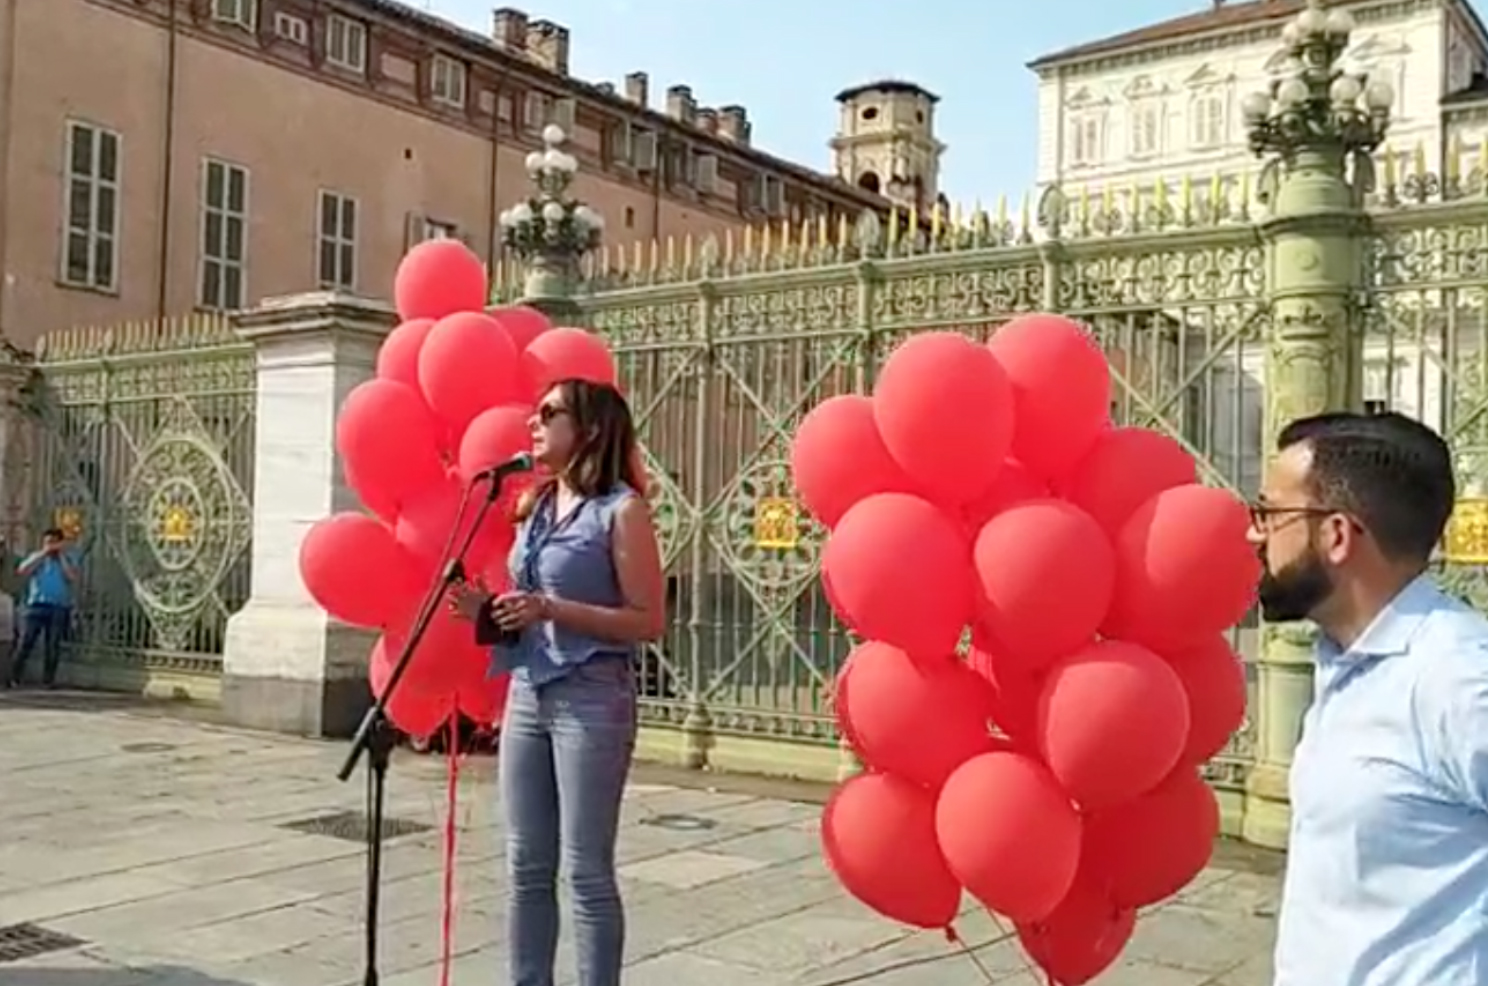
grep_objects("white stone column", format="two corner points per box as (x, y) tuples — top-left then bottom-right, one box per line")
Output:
(221, 292), (394, 738)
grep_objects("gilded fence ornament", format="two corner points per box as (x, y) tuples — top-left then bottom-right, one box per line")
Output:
(1444, 498), (1488, 564)
(53, 506), (83, 540)
(753, 497), (800, 551)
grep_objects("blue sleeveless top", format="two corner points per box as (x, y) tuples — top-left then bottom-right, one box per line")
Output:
(490, 483), (637, 687)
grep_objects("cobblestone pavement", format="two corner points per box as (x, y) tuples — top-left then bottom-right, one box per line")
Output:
(0, 692), (1281, 985)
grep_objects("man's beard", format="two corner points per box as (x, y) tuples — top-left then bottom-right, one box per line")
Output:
(1257, 545), (1334, 623)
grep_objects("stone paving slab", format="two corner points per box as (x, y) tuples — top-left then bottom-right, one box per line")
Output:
(0, 692), (1281, 985)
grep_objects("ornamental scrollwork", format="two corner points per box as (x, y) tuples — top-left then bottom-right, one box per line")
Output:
(120, 426), (251, 651)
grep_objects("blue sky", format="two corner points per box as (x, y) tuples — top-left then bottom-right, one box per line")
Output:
(430, 0), (1208, 204)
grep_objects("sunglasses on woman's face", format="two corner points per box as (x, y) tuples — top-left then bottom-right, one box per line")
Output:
(536, 403), (570, 425)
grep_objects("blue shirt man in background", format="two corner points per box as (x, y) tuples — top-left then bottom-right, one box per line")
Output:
(6, 527), (77, 689)
(1250, 411), (1488, 986)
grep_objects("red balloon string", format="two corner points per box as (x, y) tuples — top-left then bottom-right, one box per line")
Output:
(944, 923), (998, 985)
(437, 712), (460, 986)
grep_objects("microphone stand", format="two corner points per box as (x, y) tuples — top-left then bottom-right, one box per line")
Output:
(337, 470), (509, 986)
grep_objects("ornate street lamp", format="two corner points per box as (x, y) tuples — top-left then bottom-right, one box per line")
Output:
(498, 124), (604, 317)
(1234, 0), (1397, 852)
(1239, 0), (1393, 200)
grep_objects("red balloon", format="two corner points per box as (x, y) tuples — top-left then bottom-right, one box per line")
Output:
(961, 459), (1049, 534)
(489, 304), (552, 352)
(369, 636), (457, 738)
(936, 751), (1082, 922)
(336, 380), (447, 513)
(457, 673), (511, 726)
(1106, 485), (1261, 650)
(345, 457), (398, 522)
(835, 641), (998, 790)
(967, 641), (1042, 746)
(522, 327), (617, 396)
(1083, 768), (1219, 909)
(821, 493), (974, 658)
(419, 312), (521, 433)
(396, 479), (511, 572)
(1062, 427), (1197, 536)
(973, 500), (1114, 668)
(872, 332), (1014, 507)
(1166, 636), (1248, 765)
(1038, 640), (1190, 811)
(299, 514), (422, 628)
(394, 239), (488, 322)
(988, 314), (1110, 481)
(791, 395), (916, 528)
(376, 318), (436, 390)
(458, 405), (533, 483)
(382, 607), (489, 693)
(822, 773), (961, 929)
(1017, 878), (1135, 985)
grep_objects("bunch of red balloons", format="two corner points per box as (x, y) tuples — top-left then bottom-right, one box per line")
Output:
(793, 315), (1258, 984)
(297, 239), (620, 736)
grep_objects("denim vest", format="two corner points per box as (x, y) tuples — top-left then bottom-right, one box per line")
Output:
(491, 483), (636, 687)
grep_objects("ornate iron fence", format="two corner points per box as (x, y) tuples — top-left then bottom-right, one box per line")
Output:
(28, 315), (256, 691)
(560, 177), (1280, 790)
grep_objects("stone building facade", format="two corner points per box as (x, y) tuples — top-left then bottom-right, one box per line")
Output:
(0, 0), (922, 349)
(1030, 0), (1486, 194)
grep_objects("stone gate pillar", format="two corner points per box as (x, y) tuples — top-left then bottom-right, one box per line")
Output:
(1238, 0), (1392, 848)
(221, 292), (394, 738)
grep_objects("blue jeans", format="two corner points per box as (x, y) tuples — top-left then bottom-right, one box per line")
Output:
(500, 656), (637, 986)
(10, 604), (69, 684)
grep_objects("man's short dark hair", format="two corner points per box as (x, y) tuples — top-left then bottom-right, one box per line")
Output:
(41, 528), (64, 541)
(1278, 411), (1455, 561)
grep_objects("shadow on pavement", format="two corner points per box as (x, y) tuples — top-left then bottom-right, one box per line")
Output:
(0, 687), (226, 725)
(0, 965), (253, 986)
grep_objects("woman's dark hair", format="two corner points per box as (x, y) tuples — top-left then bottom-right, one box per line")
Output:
(516, 378), (645, 519)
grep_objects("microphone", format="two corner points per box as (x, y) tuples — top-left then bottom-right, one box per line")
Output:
(473, 452), (535, 483)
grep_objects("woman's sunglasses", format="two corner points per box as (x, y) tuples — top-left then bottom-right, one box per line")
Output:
(536, 403), (570, 425)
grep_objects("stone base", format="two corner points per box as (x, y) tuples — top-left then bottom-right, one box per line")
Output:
(221, 600), (377, 739)
(221, 672), (371, 739)
(1242, 762), (1293, 850)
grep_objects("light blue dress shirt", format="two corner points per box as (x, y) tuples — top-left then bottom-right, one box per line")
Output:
(1274, 575), (1488, 986)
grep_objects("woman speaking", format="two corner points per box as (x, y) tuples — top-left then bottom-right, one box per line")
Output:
(453, 378), (664, 986)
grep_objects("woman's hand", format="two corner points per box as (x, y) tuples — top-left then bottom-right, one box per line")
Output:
(492, 592), (549, 631)
(447, 580), (491, 622)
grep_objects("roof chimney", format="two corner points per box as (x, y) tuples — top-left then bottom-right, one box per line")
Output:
(717, 105), (750, 146)
(492, 7), (528, 50)
(665, 84), (697, 125)
(624, 71), (648, 107)
(524, 20), (570, 76)
(696, 107), (719, 134)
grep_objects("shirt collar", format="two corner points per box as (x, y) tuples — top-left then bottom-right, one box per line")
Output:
(1316, 572), (1437, 666)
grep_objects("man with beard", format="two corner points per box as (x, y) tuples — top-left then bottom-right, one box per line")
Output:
(1252, 411), (1488, 986)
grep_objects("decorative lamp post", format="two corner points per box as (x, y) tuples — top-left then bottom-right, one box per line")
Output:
(1237, 0), (1391, 850)
(1239, 2), (1392, 194)
(498, 125), (604, 321)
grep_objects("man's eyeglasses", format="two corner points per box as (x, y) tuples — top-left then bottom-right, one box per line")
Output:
(1248, 504), (1331, 528)
(1248, 503), (1359, 533)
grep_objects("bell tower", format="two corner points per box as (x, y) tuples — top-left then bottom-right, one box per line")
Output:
(830, 80), (946, 212)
